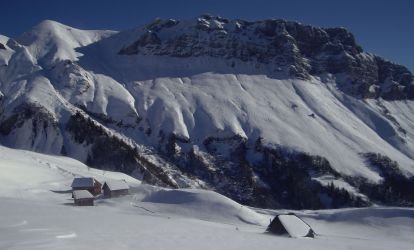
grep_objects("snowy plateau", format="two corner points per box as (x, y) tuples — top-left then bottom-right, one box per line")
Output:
(1, 14), (414, 243)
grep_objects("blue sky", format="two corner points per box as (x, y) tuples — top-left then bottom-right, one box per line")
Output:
(1, 0), (413, 71)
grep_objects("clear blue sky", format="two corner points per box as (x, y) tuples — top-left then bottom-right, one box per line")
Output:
(1, 0), (413, 71)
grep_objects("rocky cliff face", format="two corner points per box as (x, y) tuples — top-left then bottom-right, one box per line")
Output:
(119, 16), (414, 100)
(1, 17), (414, 209)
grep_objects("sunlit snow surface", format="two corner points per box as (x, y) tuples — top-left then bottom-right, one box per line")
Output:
(1, 145), (413, 250)
(278, 214), (312, 238)
(1, 20), (414, 186)
(1, 20), (414, 249)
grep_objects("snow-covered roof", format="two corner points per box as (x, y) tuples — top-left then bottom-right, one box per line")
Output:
(104, 180), (129, 191)
(71, 177), (94, 188)
(278, 214), (313, 238)
(73, 190), (94, 200)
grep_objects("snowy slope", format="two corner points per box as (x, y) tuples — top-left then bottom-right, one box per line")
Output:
(0, 144), (263, 225)
(16, 20), (116, 66)
(1, 17), (414, 209)
(73, 17), (414, 181)
(73, 17), (414, 179)
(112, 72), (414, 180)
(0, 145), (413, 250)
(0, 145), (140, 201)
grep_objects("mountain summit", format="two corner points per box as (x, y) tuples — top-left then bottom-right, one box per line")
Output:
(1, 16), (414, 209)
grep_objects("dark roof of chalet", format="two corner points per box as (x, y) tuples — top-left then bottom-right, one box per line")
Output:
(71, 177), (100, 188)
(73, 190), (94, 200)
(103, 180), (129, 191)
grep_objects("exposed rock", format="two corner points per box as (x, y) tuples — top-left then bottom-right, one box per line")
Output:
(119, 31), (161, 55)
(119, 15), (414, 100)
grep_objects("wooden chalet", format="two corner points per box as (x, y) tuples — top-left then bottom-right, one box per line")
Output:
(73, 190), (94, 206)
(71, 177), (102, 196)
(103, 180), (129, 198)
(267, 213), (315, 238)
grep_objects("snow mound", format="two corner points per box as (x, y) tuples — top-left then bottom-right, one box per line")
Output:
(141, 188), (269, 226)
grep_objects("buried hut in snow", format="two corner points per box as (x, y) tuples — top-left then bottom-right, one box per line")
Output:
(73, 190), (94, 206)
(71, 177), (102, 196)
(103, 180), (129, 198)
(267, 213), (315, 238)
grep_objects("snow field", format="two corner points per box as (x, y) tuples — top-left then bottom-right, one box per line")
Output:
(1, 145), (414, 249)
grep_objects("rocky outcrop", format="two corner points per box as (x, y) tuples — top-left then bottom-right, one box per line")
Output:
(375, 57), (414, 99)
(119, 15), (414, 100)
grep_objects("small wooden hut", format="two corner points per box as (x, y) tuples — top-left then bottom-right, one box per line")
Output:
(73, 190), (94, 206)
(103, 180), (129, 198)
(71, 177), (102, 196)
(267, 213), (315, 238)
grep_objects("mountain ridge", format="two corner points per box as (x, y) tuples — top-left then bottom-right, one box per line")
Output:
(1, 16), (414, 209)
(115, 15), (414, 100)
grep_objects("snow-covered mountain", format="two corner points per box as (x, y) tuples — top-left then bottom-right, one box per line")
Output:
(1, 16), (414, 209)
